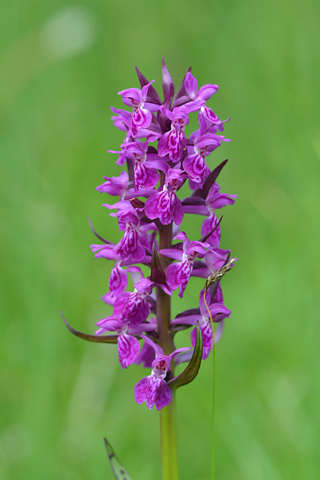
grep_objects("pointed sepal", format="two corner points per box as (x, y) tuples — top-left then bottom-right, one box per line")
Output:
(60, 311), (118, 344)
(172, 67), (192, 108)
(104, 438), (133, 480)
(162, 57), (175, 109)
(150, 243), (166, 285)
(192, 159), (228, 199)
(168, 321), (203, 390)
(135, 66), (161, 105)
(130, 197), (145, 210)
(88, 217), (112, 244)
(199, 215), (223, 243)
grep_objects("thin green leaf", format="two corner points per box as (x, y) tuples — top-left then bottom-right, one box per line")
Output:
(104, 438), (133, 480)
(60, 311), (118, 344)
(168, 321), (203, 390)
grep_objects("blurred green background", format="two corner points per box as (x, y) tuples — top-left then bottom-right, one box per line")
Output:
(1, 0), (320, 479)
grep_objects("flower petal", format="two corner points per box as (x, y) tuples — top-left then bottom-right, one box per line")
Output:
(118, 333), (140, 368)
(134, 377), (150, 404)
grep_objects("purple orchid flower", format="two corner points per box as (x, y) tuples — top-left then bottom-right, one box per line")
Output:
(191, 247), (231, 279)
(206, 182), (237, 210)
(183, 116), (230, 188)
(134, 339), (156, 368)
(118, 80), (159, 138)
(183, 71), (226, 132)
(201, 182), (237, 245)
(145, 169), (185, 225)
(183, 134), (221, 188)
(109, 107), (162, 166)
(96, 171), (129, 199)
(160, 231), (209, 297)
(96, 318), (157, 369)
(134, 335), (190, 410)
(184, 71), (219, 102)
(89, 244), (129, 305)
(172, 289), (231, 359)
(97, 265), (171, 332)
(104, 260), (128, 305)
(158, 106), (189, 163)
(200, 105), (224, 132)
(64, 61), (236, 416)
(201, 213), (221, 247)
(103, 201), (153, 262)
(122, 141), (169, 191)
(97, 280), (152, 330)
(158, 102), (203, 163)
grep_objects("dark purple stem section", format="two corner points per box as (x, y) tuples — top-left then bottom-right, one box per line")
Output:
(157, 222), (173, 356)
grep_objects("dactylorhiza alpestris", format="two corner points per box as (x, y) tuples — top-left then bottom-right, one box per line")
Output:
(63, 59), (236, 412)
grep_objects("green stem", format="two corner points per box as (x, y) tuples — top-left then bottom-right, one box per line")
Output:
(160, 393), (178, 480)
(211, 326), (216, 480)
(157, 222), (179, 480)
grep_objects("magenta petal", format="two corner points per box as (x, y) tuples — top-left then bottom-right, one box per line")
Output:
(118, 333), (140, 368)
(191, 322), (212, 360)
(182, 204), (209, 215)
(201, 216), (221, 246)
(135, 341), (156, 368)
(165, 262), (182, 291)
(213, 283), (224, 303)
(157, 132), (170, 157)
(208, 303), (231, 321)
(109, 264), (128, 297)
(172, 198), (184, 225)
(146, 375), (162, 410)
(210, 193), (237, 209)
(145, 158), (169, 174)
(126, 299), (150, 327)
(118, 87), (143, 107)
(214, 321), (224, 344)
(140, 80), (156, 102)
(145, 191), (173, 225)
(171, 314), (201, 325)
(197, 84), (219, 101)
(140, 334), (164, 357)
(116, 228), (146, 262)
(159, 248), (183, 261)
(144, 192), (161, 220)
(166, 261), (192, 297)
(199, 288), (212, 315)
(183, 153), (207, 185)
(184, 72), (198, 99)
(101, 292), (116, 305)
(134, 377), (149, 404)
(155, 380), (172, 410)
(168, 130), (186, 162)
(132, 108), (152, 136)
(135, 163), (159, 190)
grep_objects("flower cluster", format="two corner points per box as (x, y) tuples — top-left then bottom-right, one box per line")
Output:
(68, 60), (236, 411)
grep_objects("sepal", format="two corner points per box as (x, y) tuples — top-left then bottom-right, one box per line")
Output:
(60, 311), (118, 344)
(162, 57), (175, 108)
(135, 66), (161, 105)
(172, 67), (192, 108)
(199, 216), (223, 243)
(150, 243), (166, 285)
(88, 217), (112, 244)
(191, 159), (228, 199)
